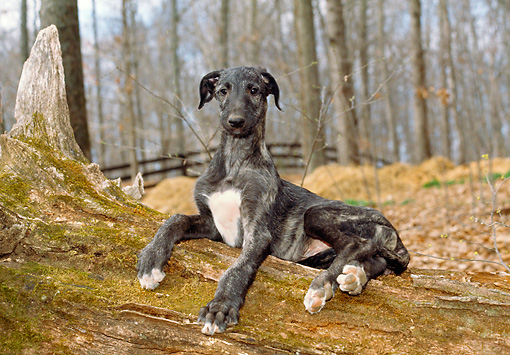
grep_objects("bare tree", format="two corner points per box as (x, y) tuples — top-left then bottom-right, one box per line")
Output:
(220, 0), (230, 67)
(249, 0), (260, 64)
(294, 0), (327, 171)
(91, 0), (105, 166)
(40, 0), (91, 160)
(439, 0), (465, 164)
(409, 0), (431, 163)
(358, 0), (371, 163)
(325, 0), (359, 165)
(170, 0), (185, 154)
(129, 2), (146, 161)
(437, 0), (451, 160)
(377, 0), (399, 163)
(122, 0), (138, 179)
(21, 0), (29, 62)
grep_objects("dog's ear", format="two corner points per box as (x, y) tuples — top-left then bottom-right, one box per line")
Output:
(198, 70), (221, 109)
(260, 71), (282, 111)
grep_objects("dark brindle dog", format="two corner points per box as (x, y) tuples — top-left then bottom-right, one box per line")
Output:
(137, 66), (410, 335)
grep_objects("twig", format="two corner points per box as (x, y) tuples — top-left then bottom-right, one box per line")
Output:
(484, 168), (510, 272)
(116, 66), (212, 159)
(300, 87), (328, 187)
(409, 250), (506, 267)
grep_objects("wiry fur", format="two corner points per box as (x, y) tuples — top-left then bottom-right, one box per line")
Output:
(136, 66), (410, 335)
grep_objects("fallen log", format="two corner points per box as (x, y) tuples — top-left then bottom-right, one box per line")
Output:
(0, 26), (509, 355)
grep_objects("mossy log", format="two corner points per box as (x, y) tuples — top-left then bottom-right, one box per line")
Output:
(1, 26), (510, 355)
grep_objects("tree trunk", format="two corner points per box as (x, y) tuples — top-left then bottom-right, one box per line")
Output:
(130, 3), (146, 161)
(358, 0), (371, 164)
(377, 0), (399, 163)
(220, 0), (230, 68)
(409, 0), (431, 164)
(488, 55), (505, 158)
(249, 0), (260, 65)
(21, 0), (30, 62)
(438, 0), (451, 160)
(325, 0), (359, 165)
(171, 0), (185, 155)
(439, 0), (465, 164)
(91, 0), (105, 166)
(461, 0), (486, 161)
(40, 0), (91, 160)
(122, 0), (139, 180)
(294, 0), (327, 172)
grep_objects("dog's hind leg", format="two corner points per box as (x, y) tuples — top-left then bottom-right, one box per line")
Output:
(137, 214), (220, 290)
(302, 203), (409, 313)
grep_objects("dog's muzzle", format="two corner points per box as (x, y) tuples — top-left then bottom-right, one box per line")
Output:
(228, 116), (246, 129)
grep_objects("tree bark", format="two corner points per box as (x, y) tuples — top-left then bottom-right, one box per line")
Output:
(130, 3), (146, 161)
(377, 0), (399, 163)
(220, 0), (230, 68)
(40, 0), (91, 160)
(170, 0), (185, 154)
(358, 0), (371, 164)
(249, 0), (260, 64)
(439, 0), (465, 164)
(122, 0), (139, 180)
(409, 0), (431, 164)
(325, 0), (359, 165)
(21, 0), (29, 62)
(294, 0), (327, 171)
(438, 0), (451, 160)
(91, 0), (105, 166)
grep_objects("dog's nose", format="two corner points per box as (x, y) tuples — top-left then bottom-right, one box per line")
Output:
(228, 116), (245, 128)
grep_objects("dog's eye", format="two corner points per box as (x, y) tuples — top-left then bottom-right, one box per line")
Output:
(250, 87), (259, 95)
(219, 88), (228, 96)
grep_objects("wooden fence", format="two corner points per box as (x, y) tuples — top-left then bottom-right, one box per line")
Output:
(101, 143), (337, 187)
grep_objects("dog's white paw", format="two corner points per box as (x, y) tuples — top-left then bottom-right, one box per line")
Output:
(304, 281), (334, 314)
(336, 264), (367, 296)
(138, 268), (166, 290)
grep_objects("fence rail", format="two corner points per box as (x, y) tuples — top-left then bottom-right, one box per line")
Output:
(101, 143), (337, 187)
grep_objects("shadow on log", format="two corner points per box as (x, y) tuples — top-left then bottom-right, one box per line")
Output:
(1, 26), (510, 354)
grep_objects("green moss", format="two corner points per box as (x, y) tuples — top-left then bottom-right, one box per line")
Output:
(0, 173), (39, 216)
(0, 273), (62, 354)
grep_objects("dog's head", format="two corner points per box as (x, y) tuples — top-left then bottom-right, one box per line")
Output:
(198, 66), (281, 137)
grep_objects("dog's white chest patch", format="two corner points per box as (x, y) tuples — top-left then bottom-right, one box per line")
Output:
(207, 189), (242, 247)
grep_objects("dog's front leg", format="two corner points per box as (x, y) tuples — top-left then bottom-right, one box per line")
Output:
(198, 225), (271, 335)
(137, 214), (220, 290)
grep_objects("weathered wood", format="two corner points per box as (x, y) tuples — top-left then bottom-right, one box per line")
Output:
(1, 26), (509, 355)
(8, 25), (83, 161)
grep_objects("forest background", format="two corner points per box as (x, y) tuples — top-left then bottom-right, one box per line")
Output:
(1, 0), (509, 171)
(0, 0), (509, 272)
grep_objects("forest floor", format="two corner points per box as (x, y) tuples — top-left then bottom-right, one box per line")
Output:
(143, 156), (510, 273)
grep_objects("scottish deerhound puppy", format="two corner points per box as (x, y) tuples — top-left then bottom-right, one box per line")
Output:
(137, 66), (410, 335)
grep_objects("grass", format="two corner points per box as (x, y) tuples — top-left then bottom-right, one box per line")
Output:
(423, 178), (464, 189)
(423, 170), (510, 189)
(345, 199), (376, 207)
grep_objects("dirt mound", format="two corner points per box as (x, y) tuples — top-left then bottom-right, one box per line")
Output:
(143, 176), (197, 215)
(303, 156), (510, 203)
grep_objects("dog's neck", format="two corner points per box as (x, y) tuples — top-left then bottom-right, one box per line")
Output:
(219, 116), (270, 176)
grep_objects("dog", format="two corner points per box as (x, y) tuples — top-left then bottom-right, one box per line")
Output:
(137, 66), (410, 335)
